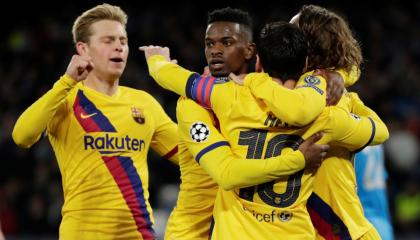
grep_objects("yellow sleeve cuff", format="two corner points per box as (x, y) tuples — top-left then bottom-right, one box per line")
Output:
(61, 74), (78, 87)
(293, 150), (306, 169)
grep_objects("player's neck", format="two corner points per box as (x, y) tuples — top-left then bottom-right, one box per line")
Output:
(84, 73), (119, 96)
(271, 77), (296, 89)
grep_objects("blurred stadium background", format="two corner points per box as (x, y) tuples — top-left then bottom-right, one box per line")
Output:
(0, 0), (419, 239)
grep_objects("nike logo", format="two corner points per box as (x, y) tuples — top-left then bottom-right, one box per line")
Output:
(80, 112), (98, 119)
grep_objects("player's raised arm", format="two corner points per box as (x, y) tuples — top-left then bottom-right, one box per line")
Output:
(140, 46), (193, 97)
(12, 55), (92, 148)
(141, 45), (228, 110)
(236, 71), (327, 127)
(177, 97), (328, 190)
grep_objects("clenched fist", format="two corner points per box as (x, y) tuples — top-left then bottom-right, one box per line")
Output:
(65, 55), (94, 82)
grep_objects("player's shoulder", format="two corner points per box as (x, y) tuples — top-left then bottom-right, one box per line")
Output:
(120, 86), (158, 102)
(298, 70), (326, 85)
(177, 96), (213, 121)
(177, 96), (198, 108)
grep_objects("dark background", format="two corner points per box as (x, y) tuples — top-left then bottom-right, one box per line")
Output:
(1, 0), (419, 239)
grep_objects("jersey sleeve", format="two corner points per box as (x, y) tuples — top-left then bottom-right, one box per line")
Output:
(147, 54), (233, 112)
(12, 74), (77, 148)
(328, 95), (389, 152)
(148, 95), (180, 165)
(176, 97), (305, 191)
(348, 92), (389, 146)
(335, 66), (361, 87)
(243, 72), (327, 126)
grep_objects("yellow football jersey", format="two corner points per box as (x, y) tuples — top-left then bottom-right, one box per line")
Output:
(147, 56), (388, 239)
(165, 97), (219, 240)
(239, 66), (384, 239)
(13, 75), (179, 240)
(167, 97), (308, 240)
(308, 92), (387, 240)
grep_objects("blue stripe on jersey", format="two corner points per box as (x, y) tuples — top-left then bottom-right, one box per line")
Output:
(307, 193), (351, 239)
(99, 150), (128, 154)
(195, 141), (230, 163)
(354, 117), (376, 153)
(117, 156), (155, 236)
(208, 216), (215, 239)
(185, 73), (216, 109)
(186, 73), (201, 100)
(77, 90), (117, 132)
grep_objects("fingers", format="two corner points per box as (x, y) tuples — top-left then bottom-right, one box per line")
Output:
(324, 70), (345, 106)
(306, 132), (324, 144)
(139, 45), (171, 61)
(229, 73), (239, 83)
(66, 54), (94, 82)
(314, 69), (327, 79)
(229, 73), (246, 85)
(202, 66), (210, 76)
(327, 81), (343, 106)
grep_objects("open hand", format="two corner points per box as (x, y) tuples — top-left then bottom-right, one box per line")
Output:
(139, 45), (172, 62)
(229, 73), (247, 85)
(314, 69), (345, 106)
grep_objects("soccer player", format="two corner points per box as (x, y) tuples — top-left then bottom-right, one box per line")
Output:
(12, 4), (179, 239)
(141, 21), (389, 238)
(355, 145), (394, 240)
(290, 5), (383, 239)
(165, 8), (328, 239)
(164, 8), (255, 238)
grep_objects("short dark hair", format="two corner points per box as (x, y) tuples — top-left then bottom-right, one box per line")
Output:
(207, 7), (253, 34)
(208, 7), (252, 26)
(257, 21), (308, 80)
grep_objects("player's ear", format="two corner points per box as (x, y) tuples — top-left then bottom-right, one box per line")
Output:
(255, 54), (263, 73)
(76, 42), (89, 56)
(245, 42), (256, 60)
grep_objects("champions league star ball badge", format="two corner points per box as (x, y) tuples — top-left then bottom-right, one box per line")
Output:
(190, 122), (210, 142)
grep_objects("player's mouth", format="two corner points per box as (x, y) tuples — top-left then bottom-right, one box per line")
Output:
(209, 59), (225, 70)
(110, 57), (124, 64)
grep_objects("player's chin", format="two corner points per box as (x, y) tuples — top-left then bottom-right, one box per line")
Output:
(109, 70), (124, 79)
(109, 66), (125, 75)
(210, 68), (229, 78)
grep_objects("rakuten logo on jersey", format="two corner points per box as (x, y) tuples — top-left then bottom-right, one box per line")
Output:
(84, 133), (146, 152)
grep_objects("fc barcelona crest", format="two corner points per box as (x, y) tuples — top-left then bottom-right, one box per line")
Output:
(131, 107), (145, 124)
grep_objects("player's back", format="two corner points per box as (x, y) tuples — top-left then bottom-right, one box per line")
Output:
(51, 83), (168, 239)
(210, 80), (339, 239)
